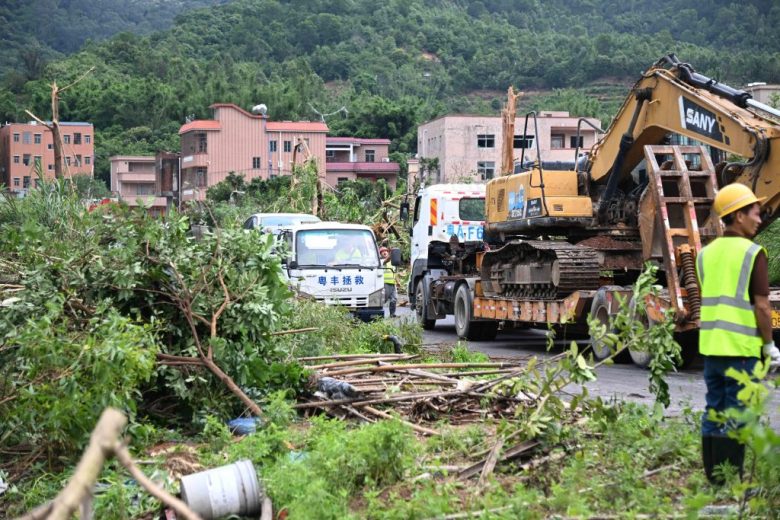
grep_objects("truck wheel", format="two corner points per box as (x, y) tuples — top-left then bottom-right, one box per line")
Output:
(589, 286), (630, 363)
(627, 296), (653, 368)
(415, 279), (436, 330)
(454, 284), (482, 340)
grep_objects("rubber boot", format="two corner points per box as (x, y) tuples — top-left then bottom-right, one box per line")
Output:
(708, 436), (745, 485)
(702, 435), (716, 484)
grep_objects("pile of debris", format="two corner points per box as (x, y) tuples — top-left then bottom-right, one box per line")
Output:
(296, 351), (560, 434)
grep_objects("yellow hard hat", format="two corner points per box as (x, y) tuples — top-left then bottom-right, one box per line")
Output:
(713, 183), (764, 218)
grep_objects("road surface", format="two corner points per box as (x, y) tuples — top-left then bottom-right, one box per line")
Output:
(392, 307), (780, 426)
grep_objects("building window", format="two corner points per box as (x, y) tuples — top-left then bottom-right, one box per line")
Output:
(85, 156), (91, 165)
(13, 133), (19, 142)
(569, 135), (584, 148)
(338, 177), (349, 185)
(23, 132), (31, 144)
(34, 156), (41, 168)
(477, 134), (495, 148)
(75, 155), (82, 166)
(365, 149), (375, 163)
(34, 179), (40, 187)
(48, 164), (53, 170)
(64, 135), (71, 144)
(65, 156), (71, 166)
(85, 135), (91, 144)
(326, 150), (335, 159)
(284, 140), (291, 152)
(13, 155), (19, 164)
(513, 135), (535, 149)
(550, 134), (565, 149)
(74, 133), (82, 145)
(34, 133), (42, 144)
(48, 143), (52, 149)
(13, 177), (19, 187)
(477, 161), (496, 180)
(269, 140), (277, 153)
(136, 184), (153, 196)
(252, 157), (261, 169)
(23, 176), (30, 188)
(23, 154), (30, 166)
(197, 133), (207, 153)
(196, 168), (207, 187)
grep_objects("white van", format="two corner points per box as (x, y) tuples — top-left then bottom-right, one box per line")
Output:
(243, 213), (321, 235)
(281, 222), (388, 321)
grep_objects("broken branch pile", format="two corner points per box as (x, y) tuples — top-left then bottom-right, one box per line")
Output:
(296, 352), (569, 435)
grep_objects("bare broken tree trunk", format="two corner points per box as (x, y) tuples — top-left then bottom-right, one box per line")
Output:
(24, 68), (93, 181)
(500, 86), (523, 176)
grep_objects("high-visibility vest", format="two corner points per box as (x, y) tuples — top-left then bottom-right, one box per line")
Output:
(383, 263), (396, 285)
(696, 236), (764, 357)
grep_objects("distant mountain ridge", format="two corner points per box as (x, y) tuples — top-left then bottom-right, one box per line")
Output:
(2, 0), (779, 182)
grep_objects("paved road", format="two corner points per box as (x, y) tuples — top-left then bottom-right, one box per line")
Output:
(393, 307), (780, 426)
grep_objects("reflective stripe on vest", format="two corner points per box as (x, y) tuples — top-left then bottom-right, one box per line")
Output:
(384, 264), (396, 284)
(697, 237), (763, 357)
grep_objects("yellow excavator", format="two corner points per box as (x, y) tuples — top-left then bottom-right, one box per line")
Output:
(476, 54), (780, 364)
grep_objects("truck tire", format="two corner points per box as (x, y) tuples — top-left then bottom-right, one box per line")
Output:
(589, 286), (630, 363)
(454, 284), (482, 340)
(627, 295), (653, 368)
(415, 279), (436, 330)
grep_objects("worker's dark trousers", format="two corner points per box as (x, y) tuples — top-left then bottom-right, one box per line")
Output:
(384, 283), (397, 317)
(701, 355), (757, 484)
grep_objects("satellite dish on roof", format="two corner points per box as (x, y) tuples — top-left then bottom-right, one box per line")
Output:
(251, 104), (268, 115)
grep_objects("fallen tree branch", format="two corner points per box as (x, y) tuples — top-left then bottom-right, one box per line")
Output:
(14, 408), (202, 520)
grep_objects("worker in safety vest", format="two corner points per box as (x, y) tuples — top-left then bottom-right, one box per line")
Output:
(379, 247), (397, 318)
(696, 183), (780, 485)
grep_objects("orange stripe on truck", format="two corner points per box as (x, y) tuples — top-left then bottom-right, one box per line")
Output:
(430, 198), (438, 225)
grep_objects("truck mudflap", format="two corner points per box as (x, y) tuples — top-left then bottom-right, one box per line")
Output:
(472, 290), (596, 324)
(353, 307), (385, 322)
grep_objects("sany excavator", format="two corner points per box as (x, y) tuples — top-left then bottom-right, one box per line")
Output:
(409, 54), (780, 367)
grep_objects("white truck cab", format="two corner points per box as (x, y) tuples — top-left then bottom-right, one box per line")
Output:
(408, 184), (489, 335)
(282, 222), (385, 322)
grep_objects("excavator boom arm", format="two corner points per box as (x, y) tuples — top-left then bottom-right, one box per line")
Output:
(589, 55), (780, 221)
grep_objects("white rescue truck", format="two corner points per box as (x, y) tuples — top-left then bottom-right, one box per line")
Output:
(282, 222), (391, 322)
(408, 184), (500, 339)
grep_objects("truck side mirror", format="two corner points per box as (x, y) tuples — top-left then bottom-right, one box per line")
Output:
(399, 201), (410, 222)
(390, 248), (402, 266)
(288, 260), (298, 269)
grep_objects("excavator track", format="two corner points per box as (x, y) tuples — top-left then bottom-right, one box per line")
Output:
(480, 241), (600, 299)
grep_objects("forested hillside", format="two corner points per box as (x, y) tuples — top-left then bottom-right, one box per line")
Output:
(2, 0), (779, 183)
(0, 0), (227, 78)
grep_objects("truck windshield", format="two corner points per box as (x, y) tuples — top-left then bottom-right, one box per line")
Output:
(295, 229), (379, 268)
(459, 198), (485, 221)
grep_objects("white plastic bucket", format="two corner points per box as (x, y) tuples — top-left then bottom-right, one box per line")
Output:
(180, 459), (263, 519)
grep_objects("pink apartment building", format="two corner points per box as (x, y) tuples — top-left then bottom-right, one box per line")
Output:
(0, 121), (94, 193)
(178, 103), (328, 201)
(417, 112), (602, 183)
(325, 137), (400, 190)
(109, 155), (167, 213)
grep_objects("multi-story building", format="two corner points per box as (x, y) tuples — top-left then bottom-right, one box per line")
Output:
(0, 121), (94, 193)
(325, 137), (400, 189)
(417, 112), (602, 183)
(109, 155), (167, 213)
(744, 82), (780, 106)
(178, 103), (329, 201)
